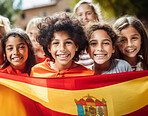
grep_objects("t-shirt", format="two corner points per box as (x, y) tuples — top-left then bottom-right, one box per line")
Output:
(30, 59), (96, 78)
(0, 65), (28, 76)
(76, 50), (94, 69)
(91, 59), (133, 75)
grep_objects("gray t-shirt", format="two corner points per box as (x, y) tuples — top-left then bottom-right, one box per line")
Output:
(91, 59), (133, 75)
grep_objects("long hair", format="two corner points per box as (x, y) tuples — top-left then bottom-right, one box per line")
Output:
(2, 28), (37, 74)
(113, 15), (148, 70)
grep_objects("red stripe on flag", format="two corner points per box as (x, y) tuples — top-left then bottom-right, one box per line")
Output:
(37, 103), (75, 116)
(0, 70), (148, 90)
(123, 105), (148, 116)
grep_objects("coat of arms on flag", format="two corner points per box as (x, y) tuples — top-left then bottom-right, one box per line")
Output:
(75, 94), (108, 116)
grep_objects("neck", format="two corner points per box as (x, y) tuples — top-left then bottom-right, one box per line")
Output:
(93, 60), (111, 75)
(123, 56), (138, 67)
(50, 61), (74, 72)
(11, 64), (26, 72)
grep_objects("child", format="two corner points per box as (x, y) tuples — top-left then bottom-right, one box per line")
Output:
(30, 12), (96, 78)
(26, 17), (46, 63)
(73, 0), (101, 26)
(0, 15), (11, 67)
(0, 28), (39, 116)
(73, 0), (102, 69)
(113, 15), (148, 71)
(0, 28), (37, 76)
(86, 22), (132, 75)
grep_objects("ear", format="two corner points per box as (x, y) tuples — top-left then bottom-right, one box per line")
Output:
(86, 46), (89, 53)
(47, 45), (51, 53)
(112, 45), (115, 53)
(75, 46), (79, 51)
(94, 14), (98, 21)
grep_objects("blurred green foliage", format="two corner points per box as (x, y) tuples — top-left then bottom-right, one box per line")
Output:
(0, 0), (22, 25)
(69, 0), (148, 23)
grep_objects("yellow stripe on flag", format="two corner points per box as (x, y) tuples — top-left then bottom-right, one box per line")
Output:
(0, 76), (148, 116)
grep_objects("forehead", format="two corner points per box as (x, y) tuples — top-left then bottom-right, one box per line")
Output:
(52, 31), (71, 40)
(121, 26), (140, 35)
(76, 3), (93, 13)
(90, 29), (112, 41)
(6, 35), (26, 44)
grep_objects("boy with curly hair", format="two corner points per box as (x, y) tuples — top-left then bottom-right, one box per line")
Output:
(30, 12), (96, 77)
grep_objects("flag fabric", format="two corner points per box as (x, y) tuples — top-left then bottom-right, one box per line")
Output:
(0, 70), (148, 116)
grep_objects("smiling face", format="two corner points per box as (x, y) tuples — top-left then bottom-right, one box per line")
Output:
(27, 26), (42, 50)
(88, 29), (115, 66)
(118, 26), (141, 60)
(48, 31), (78, 68)
(76, 3), (97, 26)
(5, 35), (28, 70)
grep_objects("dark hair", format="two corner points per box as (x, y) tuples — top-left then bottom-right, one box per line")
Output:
(2, 28), (37, 75)
(37, 12), (87, 61)
(86, 22), (118, 45)
(113, 15), (148, 70)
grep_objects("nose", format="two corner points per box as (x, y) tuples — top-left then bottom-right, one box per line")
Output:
(97, 43), (103, 51)
(13, 48), (19, 55)
(127, 39), (132, 46)
(59, 43), (65, 51)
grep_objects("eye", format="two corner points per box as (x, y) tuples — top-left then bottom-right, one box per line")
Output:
(119, 37), (127, 43)
(87, 12), (93, 15)
(19, 45), (25, 49)
(103, 41), (110, 45)
(7, 47), (13, 50)
(132, 37), (138, 40)
(77, 13), (82, 17)
(52, 42), (59, 45)
(65, 41), (72, 45)
(89, 42), (97, 46)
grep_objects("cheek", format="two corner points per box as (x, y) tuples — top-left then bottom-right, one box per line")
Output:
(118, 44), (126, 51)
(88, 46), (94, 55)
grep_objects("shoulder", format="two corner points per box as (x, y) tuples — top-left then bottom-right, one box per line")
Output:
(112, 59), (130, 66)
(111, 59), (133, 71)
(74, 63), (96, 75)
(0, 65), (11, 73)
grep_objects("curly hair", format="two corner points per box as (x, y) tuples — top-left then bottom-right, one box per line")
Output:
(2, 28), (37, 75)
(85, 22), (118, 45)
(37, 12), (87, 61)
(113, 15), (148, 70)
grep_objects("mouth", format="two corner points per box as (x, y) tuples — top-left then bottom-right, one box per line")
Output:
(56, 54), (70, 60)
(11, 57), (23, 62)
(94, 54), (107, 59)
(125, 48), (136, 53)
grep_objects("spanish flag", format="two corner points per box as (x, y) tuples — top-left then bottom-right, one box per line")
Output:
(0, 70), (148, 116)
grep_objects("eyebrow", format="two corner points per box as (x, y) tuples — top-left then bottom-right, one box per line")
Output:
(89, 39), (112, 42)
(131, 34), (140, 36)
(6, 42), (26, 47)
(52, 38), (72, 41)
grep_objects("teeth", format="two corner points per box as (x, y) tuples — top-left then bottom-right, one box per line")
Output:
(95, 55), (105, 57)
(127, 49), (135, 53)
(12, 57), (22, 61)
(58, 54), (68, 57)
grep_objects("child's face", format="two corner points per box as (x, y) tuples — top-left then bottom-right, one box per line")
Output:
(5, 35), (28, 70)
(27, 26), (42, 50)
(48, 31), (78, 67)
(118, 26), (141, 60)
(76, 4), (97, 26)
(88, 29), (115, 65)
